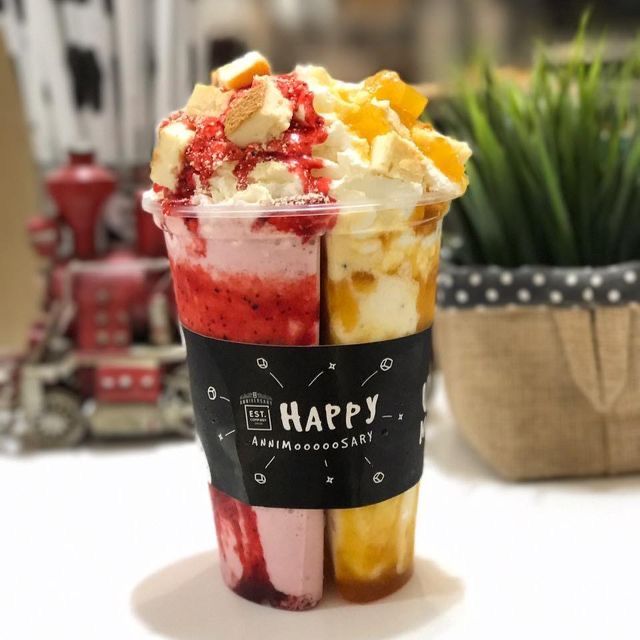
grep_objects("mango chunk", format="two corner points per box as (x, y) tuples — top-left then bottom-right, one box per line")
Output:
(364, 70), (427, 126)
(341, 102), (392, 143)
(412, 124), (466, 184)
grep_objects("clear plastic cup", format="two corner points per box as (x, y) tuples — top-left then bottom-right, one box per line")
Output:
(144, 193), (450, 608)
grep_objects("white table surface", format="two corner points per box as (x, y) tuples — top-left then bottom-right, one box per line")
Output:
(1, 377), (639, 640)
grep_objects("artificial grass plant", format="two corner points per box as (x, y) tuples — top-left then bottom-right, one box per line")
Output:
(439, 18), (640, 267)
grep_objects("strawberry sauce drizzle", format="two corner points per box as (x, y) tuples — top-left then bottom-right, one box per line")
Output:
(170, 260), (319, 345)
(154, 73), (336, 238)
(210, 487), (290, 607)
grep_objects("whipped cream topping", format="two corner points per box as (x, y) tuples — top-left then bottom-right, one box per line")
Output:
(148, 52), (471, 214)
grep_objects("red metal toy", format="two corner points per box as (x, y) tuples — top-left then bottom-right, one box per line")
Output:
(0, 152), (192, 449)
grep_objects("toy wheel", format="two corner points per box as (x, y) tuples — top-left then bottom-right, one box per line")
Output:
(32, 389), (87, 448)
(161, 365), (194, 437)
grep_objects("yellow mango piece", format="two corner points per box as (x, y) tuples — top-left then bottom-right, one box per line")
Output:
(364, 70), (428, 126)
(341, 102), (392, 143)
(412, 125), (466, 184)
(326, 278), (360, 336)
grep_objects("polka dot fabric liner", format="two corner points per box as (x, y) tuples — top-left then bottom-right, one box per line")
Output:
(437, 261), (640, 309)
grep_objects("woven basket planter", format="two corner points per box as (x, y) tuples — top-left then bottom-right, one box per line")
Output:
(434, 262), (640, 480)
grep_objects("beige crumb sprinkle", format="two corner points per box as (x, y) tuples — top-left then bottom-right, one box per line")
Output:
(224, 77), (292, 147)
(224, 81), (267, 138)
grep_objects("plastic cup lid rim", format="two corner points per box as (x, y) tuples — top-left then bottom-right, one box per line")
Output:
(141, 188), (461, 219)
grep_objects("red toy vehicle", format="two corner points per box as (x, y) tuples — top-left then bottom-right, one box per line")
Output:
(1, 152), (192, 449)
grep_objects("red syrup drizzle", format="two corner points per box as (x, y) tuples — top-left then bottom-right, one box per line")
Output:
(170, 259), (319, 345)
(154, 73), (337, 241)
(210, 486), (311, 609)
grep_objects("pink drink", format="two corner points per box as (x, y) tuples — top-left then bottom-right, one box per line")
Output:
(162, 215), (325, 609)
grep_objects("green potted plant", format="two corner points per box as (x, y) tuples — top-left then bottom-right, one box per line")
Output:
(434, 24), (640, 479)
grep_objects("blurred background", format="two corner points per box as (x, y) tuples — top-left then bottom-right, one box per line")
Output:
(2, 0), (640, 353)
(2, 4), (640, 636)
(1, 0), (640, 431)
